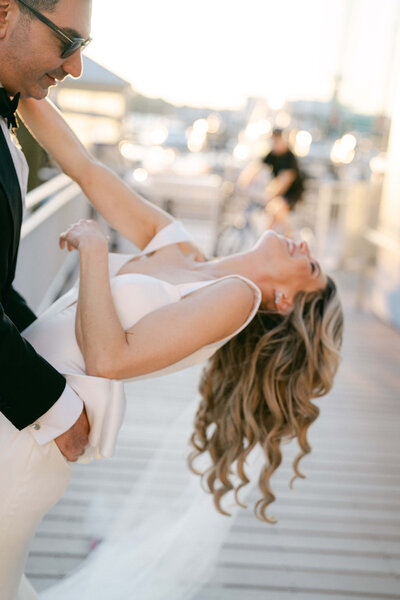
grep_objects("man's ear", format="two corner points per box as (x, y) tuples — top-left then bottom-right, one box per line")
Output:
(0, 1), (11, 40)
(275, 291), (293, 315)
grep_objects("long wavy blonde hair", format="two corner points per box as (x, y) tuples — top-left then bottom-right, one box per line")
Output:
(189, 276), (344, 523)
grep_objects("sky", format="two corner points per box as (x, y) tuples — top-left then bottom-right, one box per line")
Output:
(86, 0), (400, 114)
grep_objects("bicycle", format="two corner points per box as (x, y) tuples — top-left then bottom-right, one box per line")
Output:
(213, 189), (268, 257)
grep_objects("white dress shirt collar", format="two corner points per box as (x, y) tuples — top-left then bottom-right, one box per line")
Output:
(0, 80), (29, 204)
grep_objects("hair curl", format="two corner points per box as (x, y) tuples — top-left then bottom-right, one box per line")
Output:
(189, 276), (344, 523)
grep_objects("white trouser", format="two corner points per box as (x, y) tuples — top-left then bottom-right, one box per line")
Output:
(0, 413), (72, 600)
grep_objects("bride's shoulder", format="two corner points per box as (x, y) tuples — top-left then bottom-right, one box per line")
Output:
(188, 277), (259, 342)
(206, 275), (261, 309)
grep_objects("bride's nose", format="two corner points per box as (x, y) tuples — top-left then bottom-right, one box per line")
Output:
(299, 241), (310, 256)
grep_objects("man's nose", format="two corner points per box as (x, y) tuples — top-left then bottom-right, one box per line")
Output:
(62, 49), (83, 79)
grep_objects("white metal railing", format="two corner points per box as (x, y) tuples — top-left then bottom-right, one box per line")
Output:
(16, 175), (90, 312)
(295, 179), (383, 270)
(24, 173), (72, 211)
(364, 228), (400, 256)
(22, 177), (81, 240)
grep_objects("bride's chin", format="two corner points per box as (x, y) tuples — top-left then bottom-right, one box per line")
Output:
(259, 230), (286, 255)
(256, 229), (277, 247)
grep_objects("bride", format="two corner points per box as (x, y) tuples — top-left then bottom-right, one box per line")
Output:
(14, 98), (342, 599)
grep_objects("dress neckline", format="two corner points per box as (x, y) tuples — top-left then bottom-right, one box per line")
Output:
(112, 220), (196, 279)
(111, 269), (261, 307)
(109, 221), (262, 302)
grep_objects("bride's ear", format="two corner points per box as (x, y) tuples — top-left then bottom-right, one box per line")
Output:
(274, 291), (293, 315)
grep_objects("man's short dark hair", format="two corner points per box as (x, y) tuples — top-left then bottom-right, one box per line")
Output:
(272, 128), (283, 138)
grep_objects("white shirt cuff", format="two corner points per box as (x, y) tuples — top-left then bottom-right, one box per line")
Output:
(29, 384), (83, 445)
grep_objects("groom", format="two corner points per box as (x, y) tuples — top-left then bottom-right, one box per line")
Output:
(0, 0), (92, 461)
(0, 1), (93, 597)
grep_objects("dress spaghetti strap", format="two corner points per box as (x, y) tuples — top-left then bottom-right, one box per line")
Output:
(139, 221), (194, 255)
(108, 221), (194, 279)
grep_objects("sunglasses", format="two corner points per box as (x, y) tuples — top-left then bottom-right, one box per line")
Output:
(17, 0), (92, 59)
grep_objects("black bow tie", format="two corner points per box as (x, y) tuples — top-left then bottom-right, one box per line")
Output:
(0, 89), (20, 130)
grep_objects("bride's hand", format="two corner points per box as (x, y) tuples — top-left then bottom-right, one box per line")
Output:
(60, 219), (109, 252)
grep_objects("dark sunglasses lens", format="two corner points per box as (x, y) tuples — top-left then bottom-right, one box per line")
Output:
(61, 42), (79, 58)
(61, 39), (88, 59)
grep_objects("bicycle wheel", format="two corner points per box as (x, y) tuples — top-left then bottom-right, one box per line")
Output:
(214, 224), (254, 256)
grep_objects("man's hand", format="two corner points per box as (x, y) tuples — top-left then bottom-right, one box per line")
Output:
(55, 407), (90, 462)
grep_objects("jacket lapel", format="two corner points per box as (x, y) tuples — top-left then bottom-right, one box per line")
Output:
(0, 125), (23, 263)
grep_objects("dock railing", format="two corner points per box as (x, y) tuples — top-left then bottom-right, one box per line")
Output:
(15, 173), (91, 313)
(14, 172), (383, 314)
(293, 178), (383, 270)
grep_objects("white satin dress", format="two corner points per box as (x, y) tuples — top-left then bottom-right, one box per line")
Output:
(13, 221), (261, 600)
(23, 221), (261, 464)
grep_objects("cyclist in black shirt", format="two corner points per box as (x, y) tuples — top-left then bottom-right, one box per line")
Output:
(238, 129), (304, 237)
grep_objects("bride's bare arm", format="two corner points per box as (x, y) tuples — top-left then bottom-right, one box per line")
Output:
(103, 277), (253, 379)
(18, 97), (172, 249)
(62, 221), (254, 380)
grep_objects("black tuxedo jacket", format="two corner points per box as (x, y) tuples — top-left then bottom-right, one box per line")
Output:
(0, 126), (66, 429)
